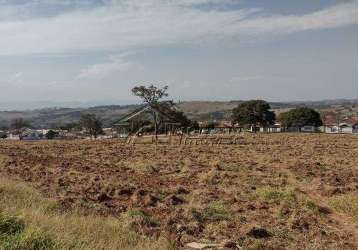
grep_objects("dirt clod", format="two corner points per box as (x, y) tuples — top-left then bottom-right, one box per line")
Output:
(247, 227), (272, 239)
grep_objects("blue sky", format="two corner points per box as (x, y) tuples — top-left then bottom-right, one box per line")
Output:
(0, 0), (357, 109)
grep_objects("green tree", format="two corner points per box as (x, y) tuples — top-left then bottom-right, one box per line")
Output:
(0, 132), (7, 139)
(45, 130), (59, 140)
(79, 114), (103, 138)
(278, 107), (322, 128)
(132, 85), (168, 104)
(152, 100), (191, 128)
(132, 85), (168, 139)
(232, 100), (275, 131)
(190, 121), (200, 131)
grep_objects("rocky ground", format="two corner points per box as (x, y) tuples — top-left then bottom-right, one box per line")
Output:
(0, 133), (357, 249)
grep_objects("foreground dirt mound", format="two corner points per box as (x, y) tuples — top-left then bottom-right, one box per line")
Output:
(0, 133), (357, 249)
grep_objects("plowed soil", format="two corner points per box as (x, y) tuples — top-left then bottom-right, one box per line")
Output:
(0, 133), (357, 249)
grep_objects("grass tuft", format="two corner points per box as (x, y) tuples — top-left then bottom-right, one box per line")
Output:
(15, 228), (56, 250)
(203, 201), (232, 222)
(256, 187), (297, 204)
(256, 187), (319, 213)
(0, 213), (56, 250)
(329, 194), (358, 221)
(0, 213), (25, 236)
(127, 209), (161, 227)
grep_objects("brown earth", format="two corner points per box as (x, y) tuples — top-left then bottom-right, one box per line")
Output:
(0, 133), (357, 249)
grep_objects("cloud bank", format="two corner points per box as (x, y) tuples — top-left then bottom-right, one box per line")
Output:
(0, 0), (357, 56)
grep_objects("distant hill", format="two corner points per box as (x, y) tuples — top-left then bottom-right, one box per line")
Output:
(0, 105), (137, 129)
(0, 100), (357, 129)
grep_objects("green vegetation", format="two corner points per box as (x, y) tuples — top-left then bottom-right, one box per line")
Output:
(0, 214), (25, 235)
(131, 85), (192, 134)
(126, 210), (161, 228)
(0, 217), (56, 250)
(278, 107), (322, 128)
(256, 187), (318, 212)
(329, 194), (358, 221)
(45, 130), (59, 140)
(132, 85), (169, 137)
(0, 178), (171, 249)
(232, 100), (275, 130)
(256, 187), (297, 204)
(203, 201), (232, 222)
(0, 100), (356, 129)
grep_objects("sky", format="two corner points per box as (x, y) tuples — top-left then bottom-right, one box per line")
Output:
(0, 0), (357, 109)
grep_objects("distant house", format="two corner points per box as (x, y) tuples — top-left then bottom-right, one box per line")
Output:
(260, 123), (281, 133)
(8, 134), (20, 140)
(282, 126), (319, 133)
(113, 103), (188, 136)
(322, 113), (340, 133)
(340, 117), (358, 134)
(323, 115), (358, 134)
(337, 123), (358, 134)
(324, 125), (339, 134)
(94, 128), (115, 139)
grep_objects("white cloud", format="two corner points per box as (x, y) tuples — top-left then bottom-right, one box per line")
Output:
(0, 0), (357, 56)
(77, 54), (133, 80)
(236, 2), (358, 34)
(229, 75), (263, 82)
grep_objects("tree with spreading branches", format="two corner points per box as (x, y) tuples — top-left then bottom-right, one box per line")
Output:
(131, 85), (169, 139)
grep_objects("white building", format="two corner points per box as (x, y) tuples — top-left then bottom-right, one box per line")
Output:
(339, 123), (356, 134)
(260, 123), (282, 133)
(301, 126), (319, 133)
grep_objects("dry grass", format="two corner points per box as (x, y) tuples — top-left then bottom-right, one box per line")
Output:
(0, 179), (172, 250)
(329, 194), (358, 222)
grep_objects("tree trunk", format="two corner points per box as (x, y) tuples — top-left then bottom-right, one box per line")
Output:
(153, 111), (158, 143)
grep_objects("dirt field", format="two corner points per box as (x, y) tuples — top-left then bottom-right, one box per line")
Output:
(0, 133), (358, 249)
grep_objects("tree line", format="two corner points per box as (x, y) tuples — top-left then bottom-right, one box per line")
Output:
(232, 100), (322, 131)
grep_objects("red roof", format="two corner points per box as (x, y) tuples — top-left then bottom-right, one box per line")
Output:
(322, 113), (358, 126)
(341, 116), (358, 126)
(322, 113), (338, 126)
